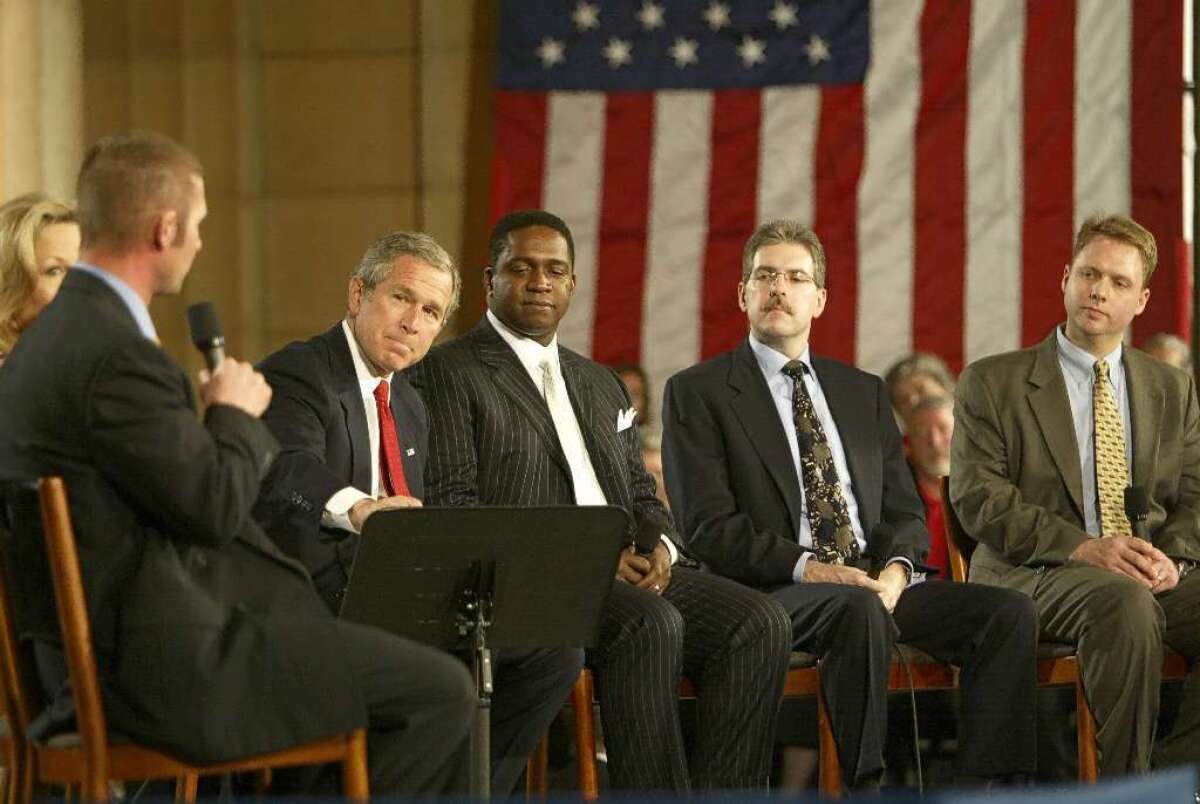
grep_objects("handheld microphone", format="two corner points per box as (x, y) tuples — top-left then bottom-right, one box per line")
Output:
(1124, 486), (1150, 540)
(186, 301), (225, 371)
(869, 522), (897, 579)
(635, 510), (672, 555)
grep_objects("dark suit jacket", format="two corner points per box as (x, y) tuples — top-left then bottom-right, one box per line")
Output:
(0, 271), (364, 763)
(950, 331), (1200, 591)
(660, 340), (927, 588)
(405, 317), (671, 549)
(254, 322), (427, 605)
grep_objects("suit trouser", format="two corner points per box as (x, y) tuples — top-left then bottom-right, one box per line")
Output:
(316, 567), (581, 794)
(330, 619), (475, 794)
(587, 567), (792, 792)
(1012, 565), (1200, 775)
(771, 579), (1039, 786)
(488, 647), (585, 794)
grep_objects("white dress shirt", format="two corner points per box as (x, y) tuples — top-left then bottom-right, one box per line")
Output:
(488, 310), (678, 562)
(322, 320), (395, 533)
(1055, 326), (1132, 537)
(748, 334), (911, 583)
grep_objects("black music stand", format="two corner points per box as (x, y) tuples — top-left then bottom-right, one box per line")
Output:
(340, 505), (629, 798)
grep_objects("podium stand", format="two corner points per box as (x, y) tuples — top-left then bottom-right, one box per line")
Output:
(340, 505), (629, 797)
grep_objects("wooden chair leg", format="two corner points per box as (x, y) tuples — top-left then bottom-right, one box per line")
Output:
(1075, 676), (1098, 783)
(172, 773), (198, 804)
(816, 686), (841, 799)
(525, 733), (549, 797)
(571, 671), (599, 801)
(341, 728), (369, 801)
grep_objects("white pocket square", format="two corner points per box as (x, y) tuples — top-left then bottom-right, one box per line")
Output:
(616, 407), (637, 432)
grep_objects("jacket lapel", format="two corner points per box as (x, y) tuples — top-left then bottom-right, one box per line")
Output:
(1027, 333), (1085, 518)
(560, 351), (624, 501)
(471, 319), (572, 477)
(728, 342), (805, 533)
(1124, 349), (1163, 489)
(324, 325), (373, 493)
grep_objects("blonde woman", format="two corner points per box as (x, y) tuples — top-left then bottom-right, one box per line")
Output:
(0, 193), (80, 364)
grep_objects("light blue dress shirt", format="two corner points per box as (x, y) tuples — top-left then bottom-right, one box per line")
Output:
(747, 334), (870, 582)
(1055, 327), (1132, 537)
(72, 262), (158, 342)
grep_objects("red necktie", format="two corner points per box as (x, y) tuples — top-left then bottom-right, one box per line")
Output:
(373, 380), (411, 497)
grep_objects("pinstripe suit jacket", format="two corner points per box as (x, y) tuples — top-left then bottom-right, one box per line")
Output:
(406, 316), (674, 552)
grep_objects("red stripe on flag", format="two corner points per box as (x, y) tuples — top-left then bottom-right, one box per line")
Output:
(1130, 0), (1185, 342)
(700, 90), (763, 359)
(490, 91), (547, 221)
(1020, 1), (1076, 346)
(811, 85), (864, 363)
(913, 0), (970, 372)
(592, 93), (655, 365)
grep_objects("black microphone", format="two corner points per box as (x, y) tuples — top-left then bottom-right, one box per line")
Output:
(635, 510), (672, 555)
(1124, 486), (1150, 540)
(869, 522), (897, 579)
(186, 301), (225, 371)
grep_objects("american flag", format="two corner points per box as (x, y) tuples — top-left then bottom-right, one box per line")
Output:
(490, 0), (1189, 402)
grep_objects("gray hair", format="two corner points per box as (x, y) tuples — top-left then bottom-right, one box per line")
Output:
(742, 219), (827, 287)
(353, 231), (461, 318)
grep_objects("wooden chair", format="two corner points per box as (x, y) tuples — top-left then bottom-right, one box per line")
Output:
(526, 643), (957, 798)
(0, 477), (369, 802)
(939, 475), (1194, 782)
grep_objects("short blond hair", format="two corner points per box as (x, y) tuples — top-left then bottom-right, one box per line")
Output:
(0, 193), (77, 354)
(1073, 213), (1158, 287)
(76, 131), (202, 251)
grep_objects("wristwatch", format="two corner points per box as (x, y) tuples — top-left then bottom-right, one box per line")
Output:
(1177, 560), (1195, 580)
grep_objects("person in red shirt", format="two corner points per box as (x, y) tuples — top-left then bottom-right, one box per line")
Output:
(903, 394), (954, 579)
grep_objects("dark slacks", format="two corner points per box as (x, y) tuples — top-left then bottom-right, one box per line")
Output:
(488, 647), (585, 794)
(587, 567), (792, 792)
(771, 579), (1038, 786)
(332, 619), (475, 795)
(1007, 565), (1200, 774)
(320, 566), (581, 795)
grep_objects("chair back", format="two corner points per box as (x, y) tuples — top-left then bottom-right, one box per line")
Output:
(939, 475), (977, 584)
(38, 476), (111, 787)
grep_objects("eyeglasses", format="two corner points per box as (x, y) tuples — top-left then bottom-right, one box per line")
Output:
(749, 268), (817, 289)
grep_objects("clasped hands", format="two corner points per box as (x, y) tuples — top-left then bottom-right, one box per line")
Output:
(1068, 535), (1178, 593)
(803, 560), (909, 612)
(617, 543), (672, 595)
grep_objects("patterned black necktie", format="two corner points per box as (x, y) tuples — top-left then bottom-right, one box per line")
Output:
(781, 360), (860, 565)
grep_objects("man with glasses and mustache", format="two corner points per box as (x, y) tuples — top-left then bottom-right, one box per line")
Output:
(661, 219), (1038, 790)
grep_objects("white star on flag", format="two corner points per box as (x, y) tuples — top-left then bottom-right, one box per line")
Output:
(536, 37), (565, 67)
(572, 1), (599, 31)
(805, 34), (831, 65)
(669, 37), (699, 67)
(603, 37), (633, 68)
(769, 2), (798, 30)
(638, 1), (665, 31)
(738, 35), (766, 67)
(702, 2), (730, 32)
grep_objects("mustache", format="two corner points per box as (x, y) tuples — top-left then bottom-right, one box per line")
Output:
(762, 297), (792, 314)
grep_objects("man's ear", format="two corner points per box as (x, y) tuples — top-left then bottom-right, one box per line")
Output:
(483, 266), (495, 296)
(153, 210), (178, 251)
(347, 276), (364, 317)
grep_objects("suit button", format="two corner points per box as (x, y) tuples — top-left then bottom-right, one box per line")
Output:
(195, 553), (208, 569)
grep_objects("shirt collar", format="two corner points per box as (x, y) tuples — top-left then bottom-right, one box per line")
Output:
(1056, 325), (1122, 382)
(72, 261), (158, 342)
(487, 309), (559, 370)
(341, 319), (393, 397)
(748, 332), (811, 381)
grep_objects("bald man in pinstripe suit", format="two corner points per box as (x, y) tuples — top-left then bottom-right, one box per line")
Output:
(407, 210), (792, 792)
